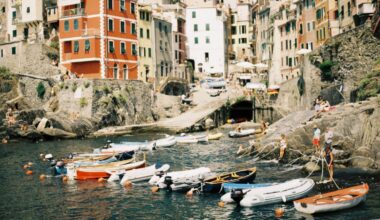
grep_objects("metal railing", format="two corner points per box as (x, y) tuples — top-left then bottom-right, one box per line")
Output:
(61, 8), (85, 18)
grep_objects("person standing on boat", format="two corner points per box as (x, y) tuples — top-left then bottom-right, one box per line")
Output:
(323, 128), (334, 151)
(312, 125), (321, 152)
(323, 146), (334, 182)
(278, 134), (287, 161)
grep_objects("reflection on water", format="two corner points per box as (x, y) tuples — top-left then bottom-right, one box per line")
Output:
(0, 132), (379, 219)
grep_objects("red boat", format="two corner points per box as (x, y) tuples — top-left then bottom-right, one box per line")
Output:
(75, 160), (146, 180)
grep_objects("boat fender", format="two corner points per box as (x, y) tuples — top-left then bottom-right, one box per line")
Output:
(281, 195), (287, 203)
(231, 189), (245, 204)
(164, 176), (173, 190)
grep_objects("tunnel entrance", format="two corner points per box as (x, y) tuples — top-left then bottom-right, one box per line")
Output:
(229, 101), (253, 123)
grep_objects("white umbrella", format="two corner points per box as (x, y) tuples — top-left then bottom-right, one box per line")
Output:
(296, 49), (312, 55)
(253, 63), (269, 68)
(245, 82), (266, 90)
(268, 84), (280, 90)
(236, 61), (255, 69)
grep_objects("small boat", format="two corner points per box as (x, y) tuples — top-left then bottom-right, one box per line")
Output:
(99, 142), (156, 153)
(221, 178), (315, 206)
(72, 152), (135, 167)
(199, 167), (257, 193)
(149, 167), (214, 191)
(107, 164), (171, 184)
(75, 160), (146, 180)
(155, 135), (176, 147)
(228, 129), (257, 138)
(67, 158), (135, 180)
(175, 134), (208, 144)
(293, 183), (369, 214)
(207, 132), (223, 140)
(222, 182), (275, 192)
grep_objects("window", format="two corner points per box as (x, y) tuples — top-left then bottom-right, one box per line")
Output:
(26, 7), (30, 13)
(206, 23), (210, 31)
(307, 22), (310, 32)
(341, 6), (344, 19)
(147, 29), (150, 39)
(194, 24), (198, 31)
(241, 25), (247, 34)
(294, 38), (297, 48)
(131, 2), (135, 14)
(11, 47), (16, 55)
(0, 49), (3, 58)
(289, 40), (292, 49)
(139, 47), (142, 56)
(285, 40), (288, 50)
(120, 0), (125, 12)
(164, 25), (168, 34)
(348, 2), (351, 16)
(159, 40), (163, 50)
(299, 24), (303, 35)
(281, 41), (283, 51)
(231, 26), (237, 35)
(289, 57), (292, 67)
(12, 11), (16, 19)
(132, 43), (137, 55)
(120, 21), (125, 33)
(74, 41), (79, 52)
(64, 20), (69, 31)
(146, 13), (150, 21)
(286, 56), (288, 66)
(165, 42), (168, 51)
(74, 19), (79, 30)
(160, 62), (164, 76)
(206, 37), (210, 44)
(121, 42), (126, 54)
(12, 30), (17, 38)
(158, 22), (162, 32)
(109, 41), (114, 53)
(232, 39), (235, 44)
(148, 48), (151, 57)
(143, 48), (146, 57)
(194, 37), (198, 44)
(205, 52), (209, 62)
(113, 64), (118, 79)
(131, 23), (136, 34)
(192, 11), (196, 18)
(123, 64), (128, 80)
(108, 19), (113, 32)
(165, 63), (168, 75)
(85, 40), (90, 51)
(140, 28), (143, 38)
(108, 0), (113, 10)
(175, 35), (178, 43)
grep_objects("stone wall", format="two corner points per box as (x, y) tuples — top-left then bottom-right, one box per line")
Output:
(0, 42), (60, 76)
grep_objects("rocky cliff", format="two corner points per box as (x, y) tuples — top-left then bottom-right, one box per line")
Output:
(256, 95), (380, 170)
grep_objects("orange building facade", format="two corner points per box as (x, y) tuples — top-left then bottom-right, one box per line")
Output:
(59, 0), (138, 79)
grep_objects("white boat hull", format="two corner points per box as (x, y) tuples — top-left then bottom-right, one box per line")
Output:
(155, 136), (177, 147)
(112, 164), (170, 184)
(228, 129), (256, 138)
(239, 178), (315, 207)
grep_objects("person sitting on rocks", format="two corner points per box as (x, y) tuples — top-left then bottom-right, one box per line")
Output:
(235, 125), (242, 133)
(261, 120), (268, 134)
(321, 100), (331, 112)
(278, 134), (287, 161)
(7, 113), (16, 127)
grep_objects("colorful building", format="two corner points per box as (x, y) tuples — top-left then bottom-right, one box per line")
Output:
(58, 0), (138, 79)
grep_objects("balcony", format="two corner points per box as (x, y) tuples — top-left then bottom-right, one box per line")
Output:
(47, 6), (59, 23)
(358, 3), (375, 15)
(61, 8), (85, 18)
(12, 17), (22, 25)
(11, 0), (22, 8)
(82, 28), (101, 37)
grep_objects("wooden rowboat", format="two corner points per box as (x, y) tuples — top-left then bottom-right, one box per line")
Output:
(207, 133), (223, 140)
(75, 160), (146, 180)
(293, 183), (369, 214)
(200, 167), (257, 193)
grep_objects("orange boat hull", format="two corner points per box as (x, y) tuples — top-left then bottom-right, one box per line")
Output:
(75, 162), (145, 180)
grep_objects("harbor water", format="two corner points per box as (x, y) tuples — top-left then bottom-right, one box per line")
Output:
(0, 132), (379, 220)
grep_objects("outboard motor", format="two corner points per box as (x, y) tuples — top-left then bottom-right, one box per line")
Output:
(231, 189), (245, 204)
(164, 176), (173, 191)
(116, 151), (134, 161)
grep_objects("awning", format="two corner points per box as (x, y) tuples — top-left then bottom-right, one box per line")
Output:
(59, 0), (81, 6)
(245, 82), (266, 90)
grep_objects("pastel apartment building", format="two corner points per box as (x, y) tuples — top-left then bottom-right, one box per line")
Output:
(58, 0), (138, 79)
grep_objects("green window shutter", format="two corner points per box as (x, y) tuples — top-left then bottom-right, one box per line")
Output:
(121, 21), (125, 33)
(74, 41), (79, 52)
(132, 44), (137, 55)
(74, 19), (79, 30)
(85, 40), (90, 51)
(121, 43), (126, 54)
(64, 20), (69, 31)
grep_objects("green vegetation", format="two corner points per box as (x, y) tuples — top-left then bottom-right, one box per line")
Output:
(36, 82), (46, 99)
(0, 66), (14, 80)
(235, 96), (247, 103)
(357, 71), (380, 101)
(79, 97), (88, 108)
(102, 85), (111, 94)
(71, 82), (78, 92)
(319, 60), (334, 82)
(46, 51), (59, 61)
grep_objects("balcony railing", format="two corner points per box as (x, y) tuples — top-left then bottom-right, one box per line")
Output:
(82, 28), (101, 37)
(47, 6), (59, 23)
(61, 8), (85, 18)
